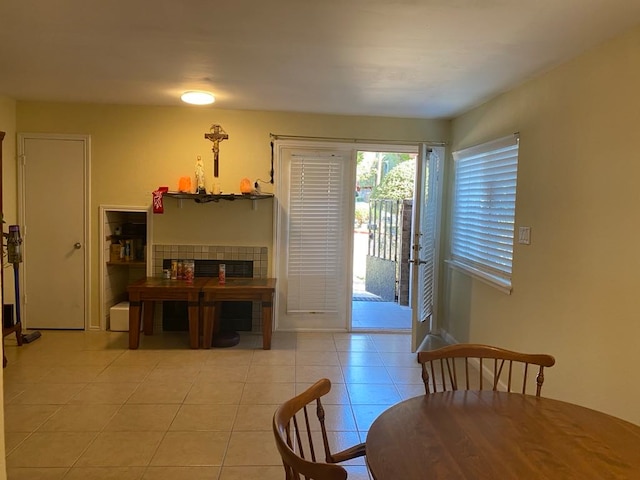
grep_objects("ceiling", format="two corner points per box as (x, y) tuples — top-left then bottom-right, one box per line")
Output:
(1, 0), (640, 119)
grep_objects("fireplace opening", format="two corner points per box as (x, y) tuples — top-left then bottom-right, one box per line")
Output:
(161, 259), (254, 332)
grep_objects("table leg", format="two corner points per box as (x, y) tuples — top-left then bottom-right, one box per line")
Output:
(143, 301), (155, 335)
(202, 300), (225, 349)
(214, 302), (222, 337)
(262, 298), (273, 350)
(188, 300), (200, 349)
(202, 298), (215, 349)
(129, 300), (142, 349)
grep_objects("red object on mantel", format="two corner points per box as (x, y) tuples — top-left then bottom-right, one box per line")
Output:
(152, 186), (169, 214)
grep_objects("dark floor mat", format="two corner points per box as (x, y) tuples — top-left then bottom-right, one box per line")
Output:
(352, 295), (384, 302)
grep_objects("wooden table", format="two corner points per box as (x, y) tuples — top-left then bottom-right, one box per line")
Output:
(201, 277), (276, 350)
(127, 277), (208, 349)
(366, 391), (640, 479)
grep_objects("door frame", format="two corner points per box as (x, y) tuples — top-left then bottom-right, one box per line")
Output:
(17, 133), (91, 330)
(352, 146), (419, 331)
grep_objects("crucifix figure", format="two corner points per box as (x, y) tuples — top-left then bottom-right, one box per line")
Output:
(204, 124), (229, 178)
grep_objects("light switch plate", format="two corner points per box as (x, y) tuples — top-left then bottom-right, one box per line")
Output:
(518, 226), (531, 245)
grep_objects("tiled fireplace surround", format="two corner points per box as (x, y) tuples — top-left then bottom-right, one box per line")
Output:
(150, 244), (269, 333)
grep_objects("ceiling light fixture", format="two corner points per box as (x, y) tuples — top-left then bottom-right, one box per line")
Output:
(181, 91), (215, 105)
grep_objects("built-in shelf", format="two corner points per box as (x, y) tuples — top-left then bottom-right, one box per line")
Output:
(100, 205), (149, 331)
(107, 234), (143, 241)
(107, 261), (146, 267)
(163, 191), (274, 209)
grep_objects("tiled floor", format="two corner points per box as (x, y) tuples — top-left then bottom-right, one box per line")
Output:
(2, 329), (426, 480)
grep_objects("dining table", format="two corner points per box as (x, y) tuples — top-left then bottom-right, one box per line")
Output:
(366, 390), (640, 479)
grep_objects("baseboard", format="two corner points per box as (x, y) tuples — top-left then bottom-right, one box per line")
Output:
(441, 329), (458, 345)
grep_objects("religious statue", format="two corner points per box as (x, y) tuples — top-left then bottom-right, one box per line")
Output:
(204, 124), (229, 178)
(195, 155), (206, 193)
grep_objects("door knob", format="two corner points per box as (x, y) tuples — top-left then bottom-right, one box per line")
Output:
(74, 242), (82, 249)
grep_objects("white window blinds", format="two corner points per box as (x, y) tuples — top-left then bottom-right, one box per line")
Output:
(450, 135), (519, 290)
(287, 153), (346, 313)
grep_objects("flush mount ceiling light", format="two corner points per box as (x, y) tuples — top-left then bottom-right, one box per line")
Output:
(181, 91), (215, 105)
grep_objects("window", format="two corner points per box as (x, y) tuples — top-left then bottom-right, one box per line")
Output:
(449, 135), (519, 293)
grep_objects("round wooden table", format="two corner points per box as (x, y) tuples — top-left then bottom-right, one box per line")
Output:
(366, 391), (640, 479)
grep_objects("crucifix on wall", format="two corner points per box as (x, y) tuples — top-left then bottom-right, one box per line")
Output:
(204, 124), (229, 178)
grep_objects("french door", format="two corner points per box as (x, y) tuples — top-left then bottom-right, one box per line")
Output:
(410, 146), (443, 350)
(274, 141), (355, 330)
(274, 139), (442, 341)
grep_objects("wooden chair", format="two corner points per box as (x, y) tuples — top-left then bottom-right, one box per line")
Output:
(417, 343), (555, 397)
(272, 378), (366, 480)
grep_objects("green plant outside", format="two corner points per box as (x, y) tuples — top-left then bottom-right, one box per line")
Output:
(371, 160), (416, 200)
(355, 202), (369, 226)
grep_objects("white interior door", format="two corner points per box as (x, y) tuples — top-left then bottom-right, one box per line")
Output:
(18, 134), (89, 329)
(410, 146), (443, 351)
(274, 141), (355, 331)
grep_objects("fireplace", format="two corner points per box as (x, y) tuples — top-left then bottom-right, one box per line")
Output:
(161, 259), (254, 332)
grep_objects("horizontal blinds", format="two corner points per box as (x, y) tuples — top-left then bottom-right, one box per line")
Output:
(451, 136), (519, 281)
(287, 153), (345, 313)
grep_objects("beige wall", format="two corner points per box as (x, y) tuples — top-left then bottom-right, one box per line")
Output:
(14, 104), (449, 329)
(0, 94), (15, 480)
(446, 24), (640, 425)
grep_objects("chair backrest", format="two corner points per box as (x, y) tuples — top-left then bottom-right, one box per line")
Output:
(272, 378), (350, 480)
(417, 344), (555, 397)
